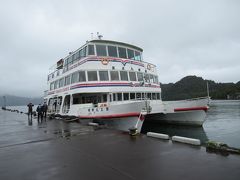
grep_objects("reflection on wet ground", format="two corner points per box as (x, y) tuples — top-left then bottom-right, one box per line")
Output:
(0, 109), (99, 148)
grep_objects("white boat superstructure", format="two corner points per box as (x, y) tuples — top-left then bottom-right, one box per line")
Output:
(44, 37), (209, 132)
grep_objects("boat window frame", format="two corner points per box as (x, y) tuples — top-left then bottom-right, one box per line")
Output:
(120, 71), (129, 81)
(129, 71), (137, 81)
(79, 71), (86, 82)
(87, 71), (98, 81)
(99, 70), (109, 81)
(96, 44), (107, 56)
(110, 70), (120, 81)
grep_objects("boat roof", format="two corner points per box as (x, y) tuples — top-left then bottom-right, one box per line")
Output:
(89, 39), (143, 52)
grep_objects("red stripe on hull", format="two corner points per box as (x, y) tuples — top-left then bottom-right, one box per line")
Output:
(174, 106), (209, 112)
(79, 112), (140, 119)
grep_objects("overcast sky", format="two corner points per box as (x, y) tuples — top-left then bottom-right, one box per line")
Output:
(0, 0), (240, 97)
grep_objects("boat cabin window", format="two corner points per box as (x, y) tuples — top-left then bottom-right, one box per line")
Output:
(123, 93), (129, 101)
(137, 72), (144, 82)
(110, 71), (119, 81)
(157, 93), (161, 100)
(113, 93), (116, 101)
(129, 71), (137, 81)
(87, 71), (98, 81)
(79, 71), (86, 82)
(144, 74), (150, 83)
(50, 82), (54, 90)
(150, 74), (154, 83)
(118, 47), (127, 59)
(99, 71), (109, 81)
(72, 93), (108, 105)
(71, 71), (79, 84)
(130, 93), (135, 100)
(152, 93), (156, 100)
(88, 45), (95, 55)
(107, 46), (118, 57)
(59, 78), (64, 88)
(120, 71), (128, 81)
(79, 46), (86, 58)
(147, 93), (151, 99)
(154, 76), (159, 84)
(65, 75), (71, 86)
(96, 45), (107, 56)
(54, 80), (59, 89)
(136, 93), (141, 99)
(127, 49), (134, 60)
(117, 93), (122, 101)
(134, 51), (141, 61)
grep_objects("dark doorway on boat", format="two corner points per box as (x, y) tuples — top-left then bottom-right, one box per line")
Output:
(63, 95), (70, 113)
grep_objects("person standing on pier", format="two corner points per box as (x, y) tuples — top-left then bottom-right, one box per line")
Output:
(42, 102), (48, 118)
(36, 104), (43, 122)
(27, 102), (34, 119)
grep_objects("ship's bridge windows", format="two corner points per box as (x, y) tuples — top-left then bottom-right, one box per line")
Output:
(71, 71), (79, 84)
(127, 49), (134, 60)
(87, 71), (98, 81)
(88, 45), (95, 55)
(137, 72), (144, 82)
(110, 71), (120, 81)
(59, 78), (64, 88)
(107, 46), (118, 57)
(120, 71), (128, 81)
(96, 45), (107, 56)
(134, 51), (141, 61)
(65, 75), (71, 86)
(99, 71), (109, 81)
(129, 71), (137, 81)
(79, 71), (86, 82)
(118, 47), (127, 59)
(79, 46), (86, 59)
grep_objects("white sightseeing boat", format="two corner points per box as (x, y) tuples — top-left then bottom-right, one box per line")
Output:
(44, 36), (209, 132)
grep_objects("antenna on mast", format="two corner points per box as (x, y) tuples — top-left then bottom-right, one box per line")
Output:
(97, 32), (103, 40)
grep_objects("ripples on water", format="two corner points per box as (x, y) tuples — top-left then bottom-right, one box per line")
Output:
(143, 100), (240, 148)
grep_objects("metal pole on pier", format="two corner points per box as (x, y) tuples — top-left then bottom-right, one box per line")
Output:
(206, 82), (210, 105)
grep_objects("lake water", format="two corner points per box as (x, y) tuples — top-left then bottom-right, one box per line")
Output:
(4, 100), (240, 148)
(143, 100), (240, 148)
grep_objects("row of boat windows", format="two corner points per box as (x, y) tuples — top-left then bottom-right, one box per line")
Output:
(63, 44), (142, 68)
(72, 92), (161, 105)
(50, 70), (159, 90)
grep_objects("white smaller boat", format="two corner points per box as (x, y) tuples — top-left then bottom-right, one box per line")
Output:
(147, 97), (210, 126)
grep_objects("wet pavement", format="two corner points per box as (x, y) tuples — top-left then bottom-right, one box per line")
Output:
(0, 109), (240, 180)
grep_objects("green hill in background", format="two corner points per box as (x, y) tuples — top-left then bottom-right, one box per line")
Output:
(161, 76), (240, 100)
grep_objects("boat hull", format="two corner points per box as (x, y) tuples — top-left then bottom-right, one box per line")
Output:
(146, 110), (207, 126)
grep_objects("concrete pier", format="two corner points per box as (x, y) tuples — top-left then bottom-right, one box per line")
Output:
(0, 109), (240, 180)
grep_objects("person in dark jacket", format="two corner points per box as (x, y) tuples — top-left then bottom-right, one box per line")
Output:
(36, 104), (43, 122)
(27, 102), (34, 119)
(42, 102), (48, 118)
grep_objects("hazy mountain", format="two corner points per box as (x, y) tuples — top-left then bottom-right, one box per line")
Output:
(0, 95), (43, 106)
(161, 76), (240, 100)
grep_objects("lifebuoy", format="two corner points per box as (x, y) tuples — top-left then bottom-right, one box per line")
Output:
(101, 58), (109, 65)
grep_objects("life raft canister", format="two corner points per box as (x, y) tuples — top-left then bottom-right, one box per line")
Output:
(101, 58), (109, 65)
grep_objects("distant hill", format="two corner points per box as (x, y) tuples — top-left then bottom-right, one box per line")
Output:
(161, 76), (240, 100)
(0, 95), (43, 106)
